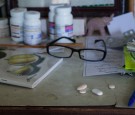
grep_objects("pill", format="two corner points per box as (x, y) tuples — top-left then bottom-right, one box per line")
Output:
(77, 84), (87, 91)
(109, 84), (115, 89)
(92, 88), (103, 96)
(79, 89), (87, 94)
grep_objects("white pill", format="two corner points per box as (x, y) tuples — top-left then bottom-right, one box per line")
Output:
(79, 89), (87, 94)
(77, 84), (87, 91)
(109, 84), (115, 89)
(92, 88), (103, 96)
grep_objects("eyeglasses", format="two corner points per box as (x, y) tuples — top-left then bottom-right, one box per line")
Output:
(46, 37), (107, 62)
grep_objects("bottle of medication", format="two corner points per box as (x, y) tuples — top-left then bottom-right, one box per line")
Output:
(24, 11), (42, 45)
(55, 6), (73, 43)
(0, 18), (9, 38)
(10, 8), (27, 42)
(48, 4), (63, 40)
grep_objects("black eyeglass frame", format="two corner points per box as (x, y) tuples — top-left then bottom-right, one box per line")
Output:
(46, 37), (107, 62)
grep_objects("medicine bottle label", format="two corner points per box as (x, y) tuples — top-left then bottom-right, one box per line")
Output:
(56, 25), (73, 38)
(49, 22), (56, 39)
(0, 26), (9, 37)
(49, 22), (55, 34)
(11, 24), (23, 38)
(24, 25), (42, 45)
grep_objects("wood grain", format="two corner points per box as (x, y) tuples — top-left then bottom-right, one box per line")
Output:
(0, 43), (84, 48)
(129, 0), (134, 13)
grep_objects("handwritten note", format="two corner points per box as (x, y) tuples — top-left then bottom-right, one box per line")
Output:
(83, 36), (124, 76)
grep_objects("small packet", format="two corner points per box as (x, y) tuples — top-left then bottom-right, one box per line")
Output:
(124, 47), (135, 71)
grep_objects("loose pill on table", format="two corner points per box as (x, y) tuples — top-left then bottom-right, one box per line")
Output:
(77, 84), (87, 91)
(92, 88), (103, 96)
(109, 84), (115, 89)
(79, 89), (87, 94)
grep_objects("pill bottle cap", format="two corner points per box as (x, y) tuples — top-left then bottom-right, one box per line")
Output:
(25, 11), (40, 19)
(49, 4), (63, 12)
(10, 8), (27, 18)
(56, 6), (71, 14)
(0, 18), (8, 26)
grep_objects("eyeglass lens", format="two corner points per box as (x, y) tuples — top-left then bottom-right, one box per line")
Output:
(48, 45), (105, 61)
(82, 50), (105, 61)
(48, 45), (73, 58)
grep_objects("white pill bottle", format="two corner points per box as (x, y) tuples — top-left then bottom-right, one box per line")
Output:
(55, 6), (73, 43)
(24, 11), (42, 45)
(48, 4), (63, 40)
(0, 18), (9, 37)
(10, 8), (27, 42)
(48, 5), (56, 40)
(49, 4), (63, 40)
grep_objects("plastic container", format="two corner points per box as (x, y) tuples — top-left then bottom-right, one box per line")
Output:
(48, 4), (63, 40)
(24, 11), (42, 45)
(55, 6), (73, 43)
(0, 18), (9, 37)
(10, 8), (27, 42)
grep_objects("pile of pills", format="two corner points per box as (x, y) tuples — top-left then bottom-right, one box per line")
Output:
(76, 83), (115, 96)
(77, 84), (87, 94)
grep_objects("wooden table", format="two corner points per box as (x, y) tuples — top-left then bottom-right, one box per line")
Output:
(0, 106), (135, 115)
(0, 38), (135, 115)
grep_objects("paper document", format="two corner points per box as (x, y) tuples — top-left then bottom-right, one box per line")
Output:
(83, 37), (124, 76)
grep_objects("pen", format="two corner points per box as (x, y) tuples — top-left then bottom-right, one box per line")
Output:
(128, 91), (135, 107)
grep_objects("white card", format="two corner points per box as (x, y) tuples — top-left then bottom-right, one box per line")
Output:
(107, 12), (135, 35)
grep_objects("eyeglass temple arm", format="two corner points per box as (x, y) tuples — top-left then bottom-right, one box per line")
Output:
(94, 40), (107, 60)
(94, 39), (107, 51)
(48, 37), (76, 46)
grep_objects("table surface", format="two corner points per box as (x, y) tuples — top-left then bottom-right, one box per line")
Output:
(0, 37), (135, 114)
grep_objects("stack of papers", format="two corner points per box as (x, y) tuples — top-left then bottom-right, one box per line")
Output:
(83, 36), (124, 77)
